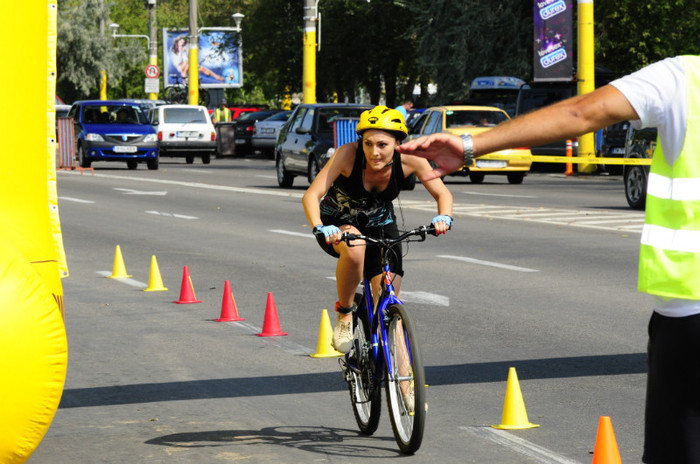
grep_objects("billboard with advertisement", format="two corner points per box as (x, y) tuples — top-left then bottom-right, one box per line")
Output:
(162, 28), (242, 88)
(533, 0), (573, 81)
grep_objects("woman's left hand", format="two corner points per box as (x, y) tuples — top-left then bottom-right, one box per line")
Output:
(431, 215), (453, 235)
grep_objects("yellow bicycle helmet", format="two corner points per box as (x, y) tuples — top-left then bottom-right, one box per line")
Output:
(356, 106), (408, 140)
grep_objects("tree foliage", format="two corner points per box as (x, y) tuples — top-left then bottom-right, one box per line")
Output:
(56, 0), (700, 106)
(594, 0), (700, 75)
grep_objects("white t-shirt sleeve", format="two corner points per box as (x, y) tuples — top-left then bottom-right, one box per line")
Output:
(610, 56), (687, 160)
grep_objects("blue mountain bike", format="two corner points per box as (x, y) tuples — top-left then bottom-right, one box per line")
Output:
(339, 224), (440, 454)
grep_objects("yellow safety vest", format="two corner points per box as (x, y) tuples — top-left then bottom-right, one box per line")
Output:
(638, 55), (700, 299)
(216, 107), (230, 122)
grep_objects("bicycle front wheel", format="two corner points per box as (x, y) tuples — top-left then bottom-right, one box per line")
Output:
(384, 304), (426, 454)
(347, 305), (381, 435)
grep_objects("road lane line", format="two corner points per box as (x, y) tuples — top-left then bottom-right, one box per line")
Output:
(438, 255), (539, 273)
(460, 426), (583, 464)
(228, 321), (311, 355)
(269, 229), (314, 238)
(96, 271), (147, 288)
(58, 196), (95, 204)
(463, 191), (538, 199)
(145, 211), (198, 220)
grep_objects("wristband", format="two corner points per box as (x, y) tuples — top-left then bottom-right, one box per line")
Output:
(461, 133), (474, 166)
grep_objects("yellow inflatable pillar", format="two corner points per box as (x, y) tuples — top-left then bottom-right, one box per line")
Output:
(0, 0), (69, 461)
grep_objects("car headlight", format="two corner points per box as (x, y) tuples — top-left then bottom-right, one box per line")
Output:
(143, 134), (157, 142)
(85, 133), (104, 141)
(324, 147), (335, 159)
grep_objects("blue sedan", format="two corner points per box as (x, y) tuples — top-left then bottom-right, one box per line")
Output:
(67, 100), (159, 170)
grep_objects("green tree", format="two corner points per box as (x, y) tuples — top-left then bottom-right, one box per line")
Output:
(57, 0), (120, 102)
(408, 0), (531, 104)
(595, 0), (700, 76)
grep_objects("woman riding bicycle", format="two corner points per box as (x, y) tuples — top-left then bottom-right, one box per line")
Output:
(302, 105), (453, 354)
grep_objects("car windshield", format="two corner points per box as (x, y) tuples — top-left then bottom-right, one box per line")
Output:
(445, 109), (508, 128)
(264, 111), (292, 122)
(317, 107), (368, 135)
(83, 105), (148, 124)
(163, 107), (208, 124)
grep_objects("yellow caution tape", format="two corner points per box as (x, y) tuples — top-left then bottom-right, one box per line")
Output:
(479, 153), (651, 165)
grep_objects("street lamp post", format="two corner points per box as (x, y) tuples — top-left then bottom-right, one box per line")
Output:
(110, 23), (157, 100)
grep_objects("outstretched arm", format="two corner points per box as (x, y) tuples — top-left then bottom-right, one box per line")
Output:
(398, 85), (639, 180)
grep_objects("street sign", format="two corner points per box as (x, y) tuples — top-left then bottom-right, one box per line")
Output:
(144, 78), (159, 94)
(145, 64), (160, 78)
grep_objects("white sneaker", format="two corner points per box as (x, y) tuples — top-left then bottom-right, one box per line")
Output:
(402, 385), (415, 413)
(333, 315), (353, 354)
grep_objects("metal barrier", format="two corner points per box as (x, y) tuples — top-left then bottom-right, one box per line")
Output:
(56, 117), (93, 174)
(215, 122), (236, 157)
(333, 118), (359, 148)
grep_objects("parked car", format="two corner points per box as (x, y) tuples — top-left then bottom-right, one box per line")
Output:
(623, 126), (656, 210)
(275, 103), (372, 187)
(251, 110), (292, 158)
(406, 105), (532, 184)
(147, 104), (216, 164)
(67, 100), (159, 170)
(599, 120), (631, 175)
(209, 106), (266, 123)
(231, 110), (281, 157)
(119, 98), (167, 120)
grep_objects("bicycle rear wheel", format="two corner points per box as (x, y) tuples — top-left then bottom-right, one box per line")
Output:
(384, 304), (425, 454)
(346, 296), (380, 435)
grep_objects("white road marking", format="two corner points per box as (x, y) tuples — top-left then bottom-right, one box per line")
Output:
(58, 196), (95, 204)
(463, 191), (537, 199)
(269, 229), (314, 238)
(400, 291), (449, 307)
(145, 211), (198, 220)
(438, 255), (539, 273)
(229, 321), (312, 355)
(460, 426), (583, 464)
(96, 270), (147, 288)
(113, 187), (168, 195)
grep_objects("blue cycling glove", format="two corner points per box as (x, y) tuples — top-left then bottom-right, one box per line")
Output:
(432, 215), (453, 227)
(313, 224), (341, 239)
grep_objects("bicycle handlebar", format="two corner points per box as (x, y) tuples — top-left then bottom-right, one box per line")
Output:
(340, 224), (441, 248)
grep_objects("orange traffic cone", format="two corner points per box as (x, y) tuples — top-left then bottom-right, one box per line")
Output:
(256, 292), (287, 336)
(173, 266), (202, 304)
(592, 416), (622, 464)
(215, 280), (244, 322)
(492, 367), (539, 430)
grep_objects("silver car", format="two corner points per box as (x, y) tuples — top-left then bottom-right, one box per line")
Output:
(251, 110), (292, 158)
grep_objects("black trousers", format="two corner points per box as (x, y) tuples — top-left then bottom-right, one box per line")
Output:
(643, 311), (700, 463)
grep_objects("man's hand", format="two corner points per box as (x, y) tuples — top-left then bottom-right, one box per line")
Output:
(397, 133), (465, 181)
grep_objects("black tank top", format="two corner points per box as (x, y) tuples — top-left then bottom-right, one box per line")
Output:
(320, 143), (405, 228)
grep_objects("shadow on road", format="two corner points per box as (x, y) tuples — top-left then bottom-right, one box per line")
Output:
(59, 352), (645, 409)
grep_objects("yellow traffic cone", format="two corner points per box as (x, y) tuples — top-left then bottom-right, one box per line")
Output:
(107, 245), (132, 279)
(144, 255), (168, 292)
(310, 309), (344, 358)
(492, 367), (539, 430)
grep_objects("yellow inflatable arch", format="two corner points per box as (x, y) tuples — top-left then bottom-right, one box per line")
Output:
(0, 1), (69, 462)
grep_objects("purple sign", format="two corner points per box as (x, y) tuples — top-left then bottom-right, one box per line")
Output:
(533, 0), (573, 81)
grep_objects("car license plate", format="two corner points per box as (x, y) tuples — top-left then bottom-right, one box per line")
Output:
(476, 159), (506, 168)
(611, 147), (625, 154)
(113, 145), (137, 153)
(260, 128), (274, 134)
(235, 138), (246, 144)
(177, 131), (198, 138)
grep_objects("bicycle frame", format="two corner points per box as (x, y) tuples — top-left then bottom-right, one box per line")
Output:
(357, 263), (403, 384)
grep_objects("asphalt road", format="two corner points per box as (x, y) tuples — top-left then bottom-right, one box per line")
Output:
(30, 158), (649, 463)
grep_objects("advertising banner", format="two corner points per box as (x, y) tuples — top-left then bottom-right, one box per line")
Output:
(162, 29), (242, 88)
(533, 0), (574, 81)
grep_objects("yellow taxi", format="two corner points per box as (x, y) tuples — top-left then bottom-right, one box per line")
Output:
(406, 105), (532, 184)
